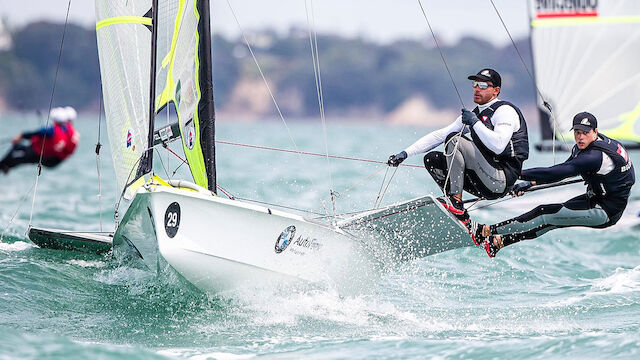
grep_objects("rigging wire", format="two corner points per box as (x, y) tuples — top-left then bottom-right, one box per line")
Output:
(225, 0), (325, 213)
(415, 0), (466, 205)
(0, 183), (36, 243)
(487, 0), (569, 162)
(28, 0), (72, 229)
(96, 86), (104, 232)
(216, 139), (424, 167)
(305, 0), (336, 216)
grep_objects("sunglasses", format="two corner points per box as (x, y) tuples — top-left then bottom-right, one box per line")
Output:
(472, 81), (494, 90)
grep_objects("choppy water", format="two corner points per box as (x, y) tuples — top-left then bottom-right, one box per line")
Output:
(1, 114), (640, 359)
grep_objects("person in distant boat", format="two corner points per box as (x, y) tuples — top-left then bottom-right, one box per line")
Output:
(0, 106), (80, 174)
(386, 68), (529, 225)
(471, 112), (635, 257)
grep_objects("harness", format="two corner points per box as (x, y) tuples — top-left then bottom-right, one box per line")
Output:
(471, 100), (529, 186)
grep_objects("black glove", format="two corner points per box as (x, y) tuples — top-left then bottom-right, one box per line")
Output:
(510, 181), (533, 196)
(387, 151), (407, 167)
(461, 109), (479, 127)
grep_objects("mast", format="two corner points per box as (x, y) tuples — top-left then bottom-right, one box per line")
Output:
(197, 0), (217, 193)
(138, 0), (159, 179)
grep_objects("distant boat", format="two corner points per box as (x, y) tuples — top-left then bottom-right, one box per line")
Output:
(30, 0), (472, 294)
(528, 0), (640, 151)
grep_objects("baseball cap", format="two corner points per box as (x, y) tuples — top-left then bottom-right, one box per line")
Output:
(571, 112), (598, 132)
(64, 106), (77, 121)
(467, 68), (501, 87)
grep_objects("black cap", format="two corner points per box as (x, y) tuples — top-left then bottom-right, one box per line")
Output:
(467, 68), (501, 87)
(571, 112), (598, 132)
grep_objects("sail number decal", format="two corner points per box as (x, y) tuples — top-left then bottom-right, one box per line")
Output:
(164, 202), (181, 238)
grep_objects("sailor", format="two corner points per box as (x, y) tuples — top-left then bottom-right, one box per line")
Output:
(0, 106), (80, 174)
(386, 68), (529, 223)
(472, 112), (635, 257)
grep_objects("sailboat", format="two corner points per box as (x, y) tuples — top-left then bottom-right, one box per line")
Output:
(29, 0), (472, 294)
(528, 0), (640, 151)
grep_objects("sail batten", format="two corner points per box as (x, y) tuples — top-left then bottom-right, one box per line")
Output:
(529, 0), (640, 145)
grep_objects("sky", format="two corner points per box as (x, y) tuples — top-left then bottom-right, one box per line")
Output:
(0, 0), (531, 45)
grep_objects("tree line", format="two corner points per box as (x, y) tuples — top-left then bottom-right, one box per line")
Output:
(0, 21), (536, 117)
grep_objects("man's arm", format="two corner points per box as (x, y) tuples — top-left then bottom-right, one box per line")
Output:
(521, 149), (602, 184)
(22, 126), (54, 139)
(404, 116), (464, 156)
(469, 105), (519, 154)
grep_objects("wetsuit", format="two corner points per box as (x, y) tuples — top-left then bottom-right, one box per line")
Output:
(407, 98), (528, 199)
(0, 122), (77, 173)
(490, 134), (635, 246)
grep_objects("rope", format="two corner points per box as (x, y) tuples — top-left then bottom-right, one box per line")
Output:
(28, 0), (72, 228)
(375, 166), (399, 208)
(487, 0), (569, 162)
(1, 183), (36, 242)
(305, 0), (336, 215)
(216, 140), (423, 168)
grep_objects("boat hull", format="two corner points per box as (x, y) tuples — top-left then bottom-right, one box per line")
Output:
(114, 185), (379, 294)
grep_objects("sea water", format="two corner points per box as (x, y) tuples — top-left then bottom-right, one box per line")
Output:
(1, 114), (639, 359)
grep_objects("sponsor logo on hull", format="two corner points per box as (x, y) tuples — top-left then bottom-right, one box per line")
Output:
(275, 225), (323, 255)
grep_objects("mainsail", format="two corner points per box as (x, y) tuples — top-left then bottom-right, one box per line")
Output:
(529, 0), (640, 146)
(154, 0), (216, 191)
(95, 0), (215, 199)
(95, 1), (153, 198)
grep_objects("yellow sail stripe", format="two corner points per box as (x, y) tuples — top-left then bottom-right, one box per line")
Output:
(154, 0), (208, 189)
(605, 102), (640, 143)
(532, 15), (640, 28)
(96, 16), (152, 30)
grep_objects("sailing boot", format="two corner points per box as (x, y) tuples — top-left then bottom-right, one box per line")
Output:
(465, 221), (491, 246)
(483, 235), (504, 258)
(436, 195), (466, 217)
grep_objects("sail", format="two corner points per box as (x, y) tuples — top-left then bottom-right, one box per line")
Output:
(529, 0), (640, 144)
(95, 1), (153, 198)
(154, 0), (216, 191)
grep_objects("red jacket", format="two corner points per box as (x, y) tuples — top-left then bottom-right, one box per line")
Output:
(30, 122), (79, 160)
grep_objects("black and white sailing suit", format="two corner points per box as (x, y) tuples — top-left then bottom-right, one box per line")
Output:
(491, 134), (636, 246)
(405, 98), (529, 199)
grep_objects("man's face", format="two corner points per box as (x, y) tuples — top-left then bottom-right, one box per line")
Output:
(472, 81), (500, 105)
(574, 128), (598, 149)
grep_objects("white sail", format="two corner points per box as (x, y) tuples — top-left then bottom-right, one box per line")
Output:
(155, 0), (214, 190)
(95, 1), (153, 198)
(529, 0), (640, 143)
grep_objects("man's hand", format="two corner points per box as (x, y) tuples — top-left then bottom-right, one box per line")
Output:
(510, 180), (533, 197)
(461, 109), (479, 127)
(11, 133), (23, 145)
(387, 151), (408, 167)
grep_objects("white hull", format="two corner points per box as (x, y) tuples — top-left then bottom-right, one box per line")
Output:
(114, 184), (380, 294)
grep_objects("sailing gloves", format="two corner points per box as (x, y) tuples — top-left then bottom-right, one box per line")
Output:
(461, 109), (479, 127)
(387, 151), (408, 167)
(510, 180), (533, 196)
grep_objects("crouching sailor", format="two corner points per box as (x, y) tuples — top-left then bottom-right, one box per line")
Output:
(386, 68), (529, 226)
(0, 106), (79, 174)
(471, 112), (635, 257)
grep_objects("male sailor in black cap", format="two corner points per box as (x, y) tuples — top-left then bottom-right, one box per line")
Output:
(472, 112), (635, 257)
(387, 68), (529, 229)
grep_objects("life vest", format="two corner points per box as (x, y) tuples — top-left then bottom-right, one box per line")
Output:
(471, 100), (529, 186)
(575, 134), (635, 213)
(30, 123), (71, 160)
(62, 122), (79, 158)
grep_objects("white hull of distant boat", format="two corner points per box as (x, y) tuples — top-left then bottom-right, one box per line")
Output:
(113, 182), (380, 294)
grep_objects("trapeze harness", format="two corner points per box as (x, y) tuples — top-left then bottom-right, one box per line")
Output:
(491, 134), (635, 246)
